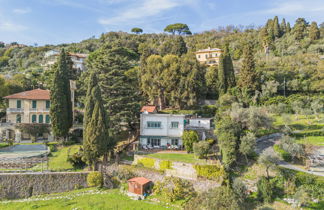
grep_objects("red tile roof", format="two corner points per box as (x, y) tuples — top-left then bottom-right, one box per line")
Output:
(128, 177), (151, 185)
(4, 89), (50, 100)
(141, 106), (157, 113)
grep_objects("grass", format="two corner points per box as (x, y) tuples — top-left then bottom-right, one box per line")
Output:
(146, 152), (204, 164)
(0, 188), (172, 210)
(48, 144), (81, 171)
(0, 143), (9, 149)
(273, 114), (324, 146)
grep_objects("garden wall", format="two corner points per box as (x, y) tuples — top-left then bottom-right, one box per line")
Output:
(0, 172), (89, 199)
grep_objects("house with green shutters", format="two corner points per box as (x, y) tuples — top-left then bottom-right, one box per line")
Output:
(0, 89), (52, 142)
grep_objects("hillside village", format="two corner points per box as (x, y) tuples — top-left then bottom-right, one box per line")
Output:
(0, 16), (323, 210)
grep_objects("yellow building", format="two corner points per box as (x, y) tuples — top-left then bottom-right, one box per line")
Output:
(195, 47), (222, 66)
(0, 89), (52, 142)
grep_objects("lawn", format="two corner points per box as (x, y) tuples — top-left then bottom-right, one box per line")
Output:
(146, 152), (204, 164)
(273, 114), (324, 146)
(48, 145), (81, 171)
(0, 188), (172, 210)
(0, 143), (9, 149)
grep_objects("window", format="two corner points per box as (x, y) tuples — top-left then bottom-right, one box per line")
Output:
(17, 100), (21, 109)
(39, 115), (43, 123)
(147, 121), (161, 128)
(32, 115), (37, 123)
(45, 115), (50, 123)
(16, 114), (21, 123)
(148, 138), (161, 146)
(205, 54), (208, 59)
(171, 139), (178, 146)
(32, 100), (37, 108)
(171, 121), (179, 128)
(46, 100), (50, 109)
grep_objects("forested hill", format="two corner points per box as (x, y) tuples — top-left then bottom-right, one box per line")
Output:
(0, 16), (323, 103)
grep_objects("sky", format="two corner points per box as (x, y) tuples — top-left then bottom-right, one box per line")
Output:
(0, 0), (323, 45)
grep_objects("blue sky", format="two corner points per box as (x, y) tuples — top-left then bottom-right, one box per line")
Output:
(0, 0), (323, 45)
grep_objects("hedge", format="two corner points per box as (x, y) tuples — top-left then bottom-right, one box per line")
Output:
(194, 164), (225, 180)
(159, 160), (172, 171)
(137, 157), (155, 168)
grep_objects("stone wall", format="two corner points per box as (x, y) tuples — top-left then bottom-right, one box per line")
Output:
(0, 172), (89, 199)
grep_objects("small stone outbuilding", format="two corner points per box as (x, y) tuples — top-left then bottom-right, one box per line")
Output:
(127, 177), (152, 196)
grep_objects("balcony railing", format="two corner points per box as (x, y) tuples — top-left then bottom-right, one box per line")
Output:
(6, 108), (24, 113)
(29, 108), (50, 112)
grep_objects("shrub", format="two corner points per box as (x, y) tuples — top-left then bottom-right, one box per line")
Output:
(159, 160), (172, 171)
(182, 130), (199, 153)
(153, 177), (196, 202)
(273, 144), (292, 162)
(194, 164), (225, 180)
(67, 148), (87, 169)
(87, 171), (103, 188)
(48, 144), (57, 152)
(137, 157), (155, 168)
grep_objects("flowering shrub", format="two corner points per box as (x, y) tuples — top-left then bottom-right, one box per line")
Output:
(137, 157), (155, 168)
(87, 172), (103, 188)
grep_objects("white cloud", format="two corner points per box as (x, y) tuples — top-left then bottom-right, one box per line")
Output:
(263, 0), (324, 16)
(13, 8), (31, 14)
(98, 0), (184, 25)
(0, 21), (28, 31)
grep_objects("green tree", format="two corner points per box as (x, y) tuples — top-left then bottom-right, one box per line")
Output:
(273, 16), (281, 38)
(293, 18), (308, 40)
(182, 130), (199, 153)
(164, 23), (191, 35)
(237, 42), (259, 92)
(280, 18), (287, 35)
(50, 49), (73, 141)
(286, 22), (291, 33)
(83, 72), (111, 170)
(159, 36), (187, 56)
(131, 27), (143, 34)
(193, 141), (210, 159)
(258, 148), (280, 179)
(87, 46), (141, 137)
(309, 21), (320, 41)
(185, 186), (240, 210)
(205, 65), (219, 99)
(239, 132), (256, 163)
(257, 176), (274, 203)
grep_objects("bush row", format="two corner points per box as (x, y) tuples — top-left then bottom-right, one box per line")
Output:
(194, 164), (225, 180)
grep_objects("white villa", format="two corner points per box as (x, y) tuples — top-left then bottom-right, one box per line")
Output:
(43, 50), (88, 71)
(139, 107), (213, 149)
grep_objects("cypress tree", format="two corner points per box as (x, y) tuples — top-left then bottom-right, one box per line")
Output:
(205, 66), (219, 99)
(309, 21), (320, 41)
(280, 18), (287, 35)
(224, 45), (236, 88)
(83, 72), (111, 170)
(237, 42), (259, 92)
(273, 16), (281, 38)
(218, 53), (227, 95)
(286, 22), (291, 33)
(50, 49), (73, 141)
(265, 19), (274, 41)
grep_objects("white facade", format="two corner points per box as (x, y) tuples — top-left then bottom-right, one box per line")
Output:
(140, 113), (185, 148)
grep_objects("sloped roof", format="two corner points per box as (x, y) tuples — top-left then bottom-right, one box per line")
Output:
(140, 105), (157, 113)
(196, 47), (222, 53)
(128, 177), (151, 185)
(4, 89), (50, 100)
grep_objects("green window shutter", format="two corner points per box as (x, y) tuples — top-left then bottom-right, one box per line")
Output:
(45, 115), (50, 123)
(17, 100), (21, 109)
(39, 115), (43, 123)
(46, 100), (50, 109)
(32, 115), (37, 123)
(32, 100), (37, 108)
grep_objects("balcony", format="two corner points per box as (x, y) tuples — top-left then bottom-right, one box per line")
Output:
(29, 108), (50, 113)
(6, 108), (24, 113)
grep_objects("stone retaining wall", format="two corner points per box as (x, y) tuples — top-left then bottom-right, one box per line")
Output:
(0, 172), (89, 199)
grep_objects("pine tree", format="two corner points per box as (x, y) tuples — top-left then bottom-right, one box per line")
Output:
(309, 21), (320, 41)
(238, 42), (259, 92)
(273, 16), (281, 38)
(87, 46), (141, 137)
(50, 49), (73, 141)
(280, 18), (287, 35)
(83, 72), (111, 170)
